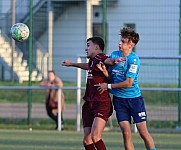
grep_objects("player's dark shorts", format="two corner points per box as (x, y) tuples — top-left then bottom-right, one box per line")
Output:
(113, 95), (147, 124)
(82, 101), (113, 128)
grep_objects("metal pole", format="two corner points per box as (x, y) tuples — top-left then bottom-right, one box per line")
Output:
(102, 0), (107, 53)
(76, 57), (81, 132)
(11, 0), (15, 81)
(0, 1), (2, 14)
(57, 88), (62, 131)
(86, 0), (92, 39)
(48, 0), (53, 71)
(27, 0), (33, 125)
(178, 0), (181, 127)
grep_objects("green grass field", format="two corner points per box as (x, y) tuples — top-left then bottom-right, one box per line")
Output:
(0, 129), (180, 150)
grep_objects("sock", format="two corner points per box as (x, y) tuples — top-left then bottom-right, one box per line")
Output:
(149, 148), (157, 150)
(84, 143), (96, 150)
(94, 139), (106, 150)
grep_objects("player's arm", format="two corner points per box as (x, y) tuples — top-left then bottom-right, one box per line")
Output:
(62, 60), (88, 70)
(104, 57), (126, 66)
(110, 77), (134, 88)
(95, 77), (134, 93)
(40, 80), (53, 88)
(40, 80), (48, 86)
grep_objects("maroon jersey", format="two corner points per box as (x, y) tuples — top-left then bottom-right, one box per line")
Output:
(83, 53), (111, 102)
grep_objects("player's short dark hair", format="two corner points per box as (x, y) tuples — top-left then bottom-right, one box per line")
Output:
(120, 27), (140, 45)
(87, 37), (105, 51)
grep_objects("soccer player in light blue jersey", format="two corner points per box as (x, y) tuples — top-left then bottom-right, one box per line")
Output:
(96, 27), (156, 150)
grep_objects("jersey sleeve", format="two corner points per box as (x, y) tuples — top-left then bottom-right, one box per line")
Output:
(126, 56), (140, 79)
(101, 54), (108, 62)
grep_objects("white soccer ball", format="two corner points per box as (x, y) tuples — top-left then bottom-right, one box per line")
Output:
(10, 23), (30, 42)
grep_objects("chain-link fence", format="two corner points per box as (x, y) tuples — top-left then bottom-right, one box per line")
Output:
(0, 0), (181, 131)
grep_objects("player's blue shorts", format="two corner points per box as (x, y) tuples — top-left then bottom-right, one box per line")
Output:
(113, 95), (147, 124)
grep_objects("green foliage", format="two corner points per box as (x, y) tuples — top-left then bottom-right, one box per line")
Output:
(147, 120), (178, 129)
(140, 83), (178, 106)
(0, 118), (178, 130)
(110, 119), (178, 129)
(0, 118), (76, 130)
(142, 91), (178, 106)
(0, 81), (81, 104)
(140, 83), (178, 88)
(0, 81), (179, 105)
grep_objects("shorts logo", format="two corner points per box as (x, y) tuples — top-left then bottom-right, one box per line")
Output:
(138, 112), (146, 119)
(97, 113), (103, 117)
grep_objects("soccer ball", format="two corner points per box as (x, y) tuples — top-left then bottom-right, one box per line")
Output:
(10, 23), (30, 42)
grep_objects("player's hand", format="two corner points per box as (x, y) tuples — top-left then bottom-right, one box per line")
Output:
(94, 83), (108, 94)
(97, 61), (109, 78)
(113, 57), (126, 64)
(96, 61), (106, 72)
(62, 60), (72, 66)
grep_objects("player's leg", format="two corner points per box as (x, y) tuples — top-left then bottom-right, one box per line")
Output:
(91, 101), (113, 150)
(91, 117), (107, 150)
(136, 122), (156, 150)
(82, 101), (95, 150)
(119, 121), (134, 150)
(113, 96), (134, 150)
(130, 96), (156, 150)
(84, 127), (96, 150)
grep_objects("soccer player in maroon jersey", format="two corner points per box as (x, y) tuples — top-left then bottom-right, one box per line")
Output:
(62, 37), (113, 150)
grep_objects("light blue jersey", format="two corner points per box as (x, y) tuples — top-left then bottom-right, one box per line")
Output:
(108, 50), (141, 98)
